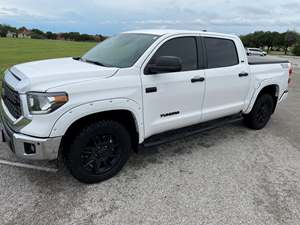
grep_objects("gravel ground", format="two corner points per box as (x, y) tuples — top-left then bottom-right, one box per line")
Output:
(0, 56), (299, 225)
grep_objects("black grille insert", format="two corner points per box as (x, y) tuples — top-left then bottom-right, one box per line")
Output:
(2, 81), (22, 119)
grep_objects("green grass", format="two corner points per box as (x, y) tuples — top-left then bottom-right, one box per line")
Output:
(0, 38), (97, 81)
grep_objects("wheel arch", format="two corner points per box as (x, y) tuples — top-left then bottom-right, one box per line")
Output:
(50, 99), (143, 152)
(245, 83), (279, 114)
(63, 109), (140, 153)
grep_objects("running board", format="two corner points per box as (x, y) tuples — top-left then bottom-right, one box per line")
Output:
(142, 114), (243, 148)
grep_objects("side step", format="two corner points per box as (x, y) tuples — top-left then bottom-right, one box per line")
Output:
(143, 114), (243, 148)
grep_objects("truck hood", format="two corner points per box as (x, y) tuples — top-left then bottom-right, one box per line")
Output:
(9, 57), (119, 92)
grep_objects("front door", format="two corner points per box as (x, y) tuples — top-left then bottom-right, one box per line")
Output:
(141, 36), (206, 138)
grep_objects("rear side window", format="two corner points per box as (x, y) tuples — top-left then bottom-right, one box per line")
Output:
(149, 37), (197, 71)
(204, 37), (239, 68)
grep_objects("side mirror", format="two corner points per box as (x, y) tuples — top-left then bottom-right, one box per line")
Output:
(145, 56), (182, 74)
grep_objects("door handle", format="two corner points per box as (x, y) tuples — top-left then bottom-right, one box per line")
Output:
(191, 77), (205, 83)
(239, 72), (249, 77)
(145, 87), (157, 93)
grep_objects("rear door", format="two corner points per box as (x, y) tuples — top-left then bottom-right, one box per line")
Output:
(141, 35), (206, 138)
(202, 36), (251, 121)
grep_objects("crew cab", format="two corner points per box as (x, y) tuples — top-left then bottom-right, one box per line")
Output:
(1, 30), (292, 183)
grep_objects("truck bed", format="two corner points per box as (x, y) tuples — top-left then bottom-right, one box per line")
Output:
(248, 56), (289, 65)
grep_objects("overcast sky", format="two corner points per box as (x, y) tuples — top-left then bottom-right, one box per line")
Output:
(0, 0), (299, 35)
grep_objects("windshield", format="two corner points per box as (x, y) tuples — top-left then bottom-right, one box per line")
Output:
(82, 33), (159, 68)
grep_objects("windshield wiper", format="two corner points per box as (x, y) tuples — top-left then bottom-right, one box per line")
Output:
(84, 59), (107, 67)
(72, 56), (82, 61)
(73, 57), (111, 67)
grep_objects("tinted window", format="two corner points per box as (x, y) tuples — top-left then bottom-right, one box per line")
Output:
(149, 37), (197, 72)
(204, 37), (239, 68)
(83, 33), (159, 68)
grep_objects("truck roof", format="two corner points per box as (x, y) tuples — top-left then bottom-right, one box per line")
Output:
(124, 29), (238, 39)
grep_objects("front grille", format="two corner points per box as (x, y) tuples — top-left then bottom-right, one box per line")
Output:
(2, 81), (22, 119)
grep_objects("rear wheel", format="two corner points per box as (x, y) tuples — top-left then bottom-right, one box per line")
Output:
(66, 120), (131, 183)
(243, 94), (274, 130)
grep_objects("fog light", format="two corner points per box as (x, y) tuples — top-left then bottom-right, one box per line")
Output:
(24, 143), (36, 154)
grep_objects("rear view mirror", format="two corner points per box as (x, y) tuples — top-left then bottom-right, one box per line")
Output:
(145, 56), (182, 74)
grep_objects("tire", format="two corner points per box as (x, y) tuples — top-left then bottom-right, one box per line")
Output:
(243, 94), (274, 130)
(66, 120), (131, 184)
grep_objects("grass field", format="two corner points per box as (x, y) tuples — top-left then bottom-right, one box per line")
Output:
(0, 38), (97, 81)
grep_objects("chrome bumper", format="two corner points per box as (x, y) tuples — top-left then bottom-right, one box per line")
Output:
(1, 102), (61, 160)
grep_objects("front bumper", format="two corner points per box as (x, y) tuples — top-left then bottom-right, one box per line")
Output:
(1, 101), (61, 161)
(1, 118), (61, 160)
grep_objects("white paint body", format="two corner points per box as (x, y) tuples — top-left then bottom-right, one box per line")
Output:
(3, 30), (290, 160)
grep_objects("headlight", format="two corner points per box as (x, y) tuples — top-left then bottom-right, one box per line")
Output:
(27, 92), (68, 114)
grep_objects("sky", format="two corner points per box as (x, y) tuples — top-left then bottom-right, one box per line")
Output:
(0, 0), (300, 36)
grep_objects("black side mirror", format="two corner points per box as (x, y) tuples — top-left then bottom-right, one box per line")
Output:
(145, 56), (182, 74)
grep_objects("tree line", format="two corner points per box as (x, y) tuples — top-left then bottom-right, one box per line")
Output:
(0, 24), (107, 42)
(240, 30), (300, 55)
(1, 24), (300, 55)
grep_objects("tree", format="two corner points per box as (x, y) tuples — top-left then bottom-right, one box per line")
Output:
(78, 34), (95, 41)
(18, 26), (27, 32)
(241, 31), (266, 48)
(31, 29), (46, 39)
(240, 30), (300, 54)
(261, 31), (273, 52)
(271, 32), (283, 50)
(261, 31), (284, 53)
(292, 43), (300, 56)
(252, 31), (265, 48)
(282, 31), (299, 55)
(0, 24), (17, 37)
(240, 34), (252, 47)
(45, 31), (57, 40)
(0, 23), (105, 42)
(68, 32), (81, 41)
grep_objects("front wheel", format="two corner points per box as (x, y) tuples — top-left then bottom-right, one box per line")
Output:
(66, 120), (131, 183)
(243, 94), (274, 130)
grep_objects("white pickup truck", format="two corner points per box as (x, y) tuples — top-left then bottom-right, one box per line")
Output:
(1, 30), (292, 183)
